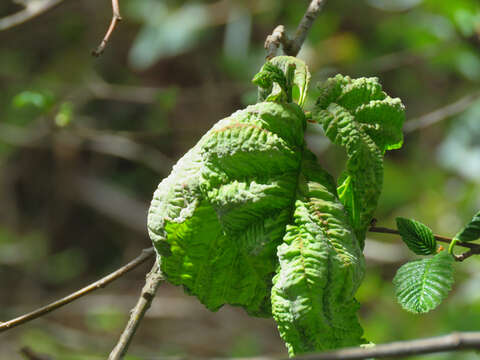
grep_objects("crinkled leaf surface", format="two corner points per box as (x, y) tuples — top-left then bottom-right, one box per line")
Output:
(148, 100), (306, 316)
(271, 150), (365, 355)
(254, 56), (310, 107)
(147, 60), (395, 355)
(313, 75), (405, 246)
(455, 210), (480, 242)
(396, 217), (437, 255)
(393, 251), (454, 314)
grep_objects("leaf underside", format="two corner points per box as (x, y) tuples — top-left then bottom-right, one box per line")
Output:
(396, 217), (437, 255)
(393, 251), (454, 314)
(455, 211), (480, 242)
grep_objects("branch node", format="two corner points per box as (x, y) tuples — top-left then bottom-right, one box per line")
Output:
(264, 25), (288, 60)
(264, 0), (326, 58)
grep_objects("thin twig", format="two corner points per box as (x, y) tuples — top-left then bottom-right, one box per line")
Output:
(453, 248), (480, 262)
(369, 226), (480, 261)
(0, 0), (65, 31)
(0, 247), (155, 333)
(108, 259), (164, 360)
(264, 0), (326, 58)
(284, 0), (327, 56)
(404, 91), (480, 133)
(293, 332), (480, 359)
(92, 0), (122, 56)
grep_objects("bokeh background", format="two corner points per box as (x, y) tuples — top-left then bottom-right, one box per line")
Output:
(1, 0), (480, 359)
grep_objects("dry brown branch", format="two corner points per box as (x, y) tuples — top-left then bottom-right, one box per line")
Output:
(293, 332), (480, 359)
(284, 0), (327, 56)
(265, 0), (327, 58)
(0, 0), (65, 31)
(92, 0), (122, 56)
(265, 25), (288, 59)
(108, 259), (164, 360)
(0, 247), (155, 333)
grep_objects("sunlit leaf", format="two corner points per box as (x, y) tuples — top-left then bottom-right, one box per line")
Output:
(394, 251), (454, 314)
(396, 217), (437, 255)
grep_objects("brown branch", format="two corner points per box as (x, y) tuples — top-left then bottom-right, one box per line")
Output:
(404, 90), (480, 133)
(369, 226), (480, 261)
(294, 332), (480, 359)
(265, 25), (288, 59)
(0, 0), (65, 31)
(108, 259), (164, 360)
(284, 0), (327, 56)
(264, 0), (327, 58)
(0, 247), (155, 333)
(92, 0), (122, 56)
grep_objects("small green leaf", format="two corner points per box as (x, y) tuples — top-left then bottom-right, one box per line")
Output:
(396, 217), (437, 255)
(455, 210), (480, 242)
(12, 90), (55, 111)
(393, 251), (454, 314)
(254, 56), (310, 108)
(54, 102), (74, 128)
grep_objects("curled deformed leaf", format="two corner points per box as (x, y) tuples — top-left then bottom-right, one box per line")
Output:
(254, 56), (311, 107)
(271, 151), (365, 355)
(313, 75), (405, 246)
(393, 251), (454, 314)
(396, 217), (437, 255)
(147, 59), (403, 356)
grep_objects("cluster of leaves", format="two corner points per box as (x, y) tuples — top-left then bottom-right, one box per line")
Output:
(147, 57), (405, 356)
(393, 210), (480, 314)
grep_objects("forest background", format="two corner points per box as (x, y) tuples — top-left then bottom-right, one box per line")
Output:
(1, 0), (480, 359)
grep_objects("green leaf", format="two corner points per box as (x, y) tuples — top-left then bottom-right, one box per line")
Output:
(54, 102), (74, 128)
(455, 210), (480, 242)
(393, 251), (454, 314)
(254, 56), (310, 108)
(313, 75), (405, 247)
(12, 90), (55, 111)
(148, 58), (365, 354)
(396, 217), (437, 255)
(148, 99), (308, 316)
(271, 151), (365, 355)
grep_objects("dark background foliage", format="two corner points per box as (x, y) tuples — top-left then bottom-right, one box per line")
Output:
(0, 0), (479, 359)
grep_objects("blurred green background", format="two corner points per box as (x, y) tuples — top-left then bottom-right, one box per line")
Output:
(1, 0), (480, 359)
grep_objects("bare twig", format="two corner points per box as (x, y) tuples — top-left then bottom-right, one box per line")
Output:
(293, 332), (480, 359)
(0, 0), (65, 31)
(369, 226), (480, 261)
(453, 248), (480, 262)
(92, 0), (122, 56)
(109, 259), (164, 360)
(284, 0), (327, 56)
(0, 247), (155, 333)
(264, 0), (326, 58)
(404, 91), (480, 133)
